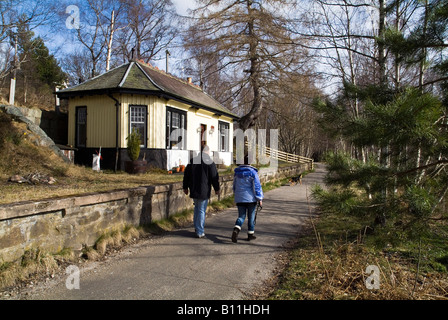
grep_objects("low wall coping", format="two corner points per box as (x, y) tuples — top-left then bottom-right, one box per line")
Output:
(0, 187), (149, 221)
(0, 175), (232, 221)
(0, 164), (306, 222)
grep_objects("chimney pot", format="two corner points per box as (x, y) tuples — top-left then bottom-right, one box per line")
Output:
(187, 77), (192, 84)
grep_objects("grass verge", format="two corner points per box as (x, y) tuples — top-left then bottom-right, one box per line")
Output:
(0, 248), (76, 290)
(262, 210), (448, 300)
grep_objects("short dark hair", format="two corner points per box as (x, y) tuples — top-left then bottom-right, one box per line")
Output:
(243, 154), (249, 165)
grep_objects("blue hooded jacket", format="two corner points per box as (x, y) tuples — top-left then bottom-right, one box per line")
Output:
(233, 165), (264, 204)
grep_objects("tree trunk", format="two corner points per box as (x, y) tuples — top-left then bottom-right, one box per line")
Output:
(419, 0), (429, 90)
(378, 0), (387, 87)
(239, 0), (262, 131)
(106, 10), (115, 72)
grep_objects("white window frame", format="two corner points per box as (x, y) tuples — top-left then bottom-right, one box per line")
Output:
(129, 105), (147, 148)
(219, 121), (230, 152)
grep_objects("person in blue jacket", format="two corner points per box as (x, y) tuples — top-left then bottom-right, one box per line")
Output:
(232, 157), (264, 243)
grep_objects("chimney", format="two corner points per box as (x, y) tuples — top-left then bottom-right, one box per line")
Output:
(187, 77), (192, 84)
(166, 50), (170, 73)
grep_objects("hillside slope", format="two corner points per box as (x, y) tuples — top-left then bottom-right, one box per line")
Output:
(0, 107), (182, 205)
(0, 107), (64, 177)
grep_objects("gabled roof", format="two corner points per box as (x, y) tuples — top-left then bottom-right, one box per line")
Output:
(57, 60), (239, 120)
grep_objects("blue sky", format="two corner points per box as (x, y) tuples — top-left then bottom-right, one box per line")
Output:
(34, 0), (197, 74)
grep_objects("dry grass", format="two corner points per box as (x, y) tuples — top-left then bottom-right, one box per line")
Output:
(0, 109), (184, 205)
(263, 215), (448, 300)
(0, 169), (183, 205)
(0, 151), (183, 205)
(282, 240), (447, 300)
(0, 248), (75, 290)
(92, 226), (143, 256)
(0, 225), (144, 290)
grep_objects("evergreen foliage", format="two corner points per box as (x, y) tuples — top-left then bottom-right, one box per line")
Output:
(313, 85), (447, 242)
(7, 20), (67, 107)
(16, 23), (66, 87)
(127, 130), (141, 161)
(312, 0), (448, 244)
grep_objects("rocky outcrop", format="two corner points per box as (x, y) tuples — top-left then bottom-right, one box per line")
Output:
(0, 104), (69, 162)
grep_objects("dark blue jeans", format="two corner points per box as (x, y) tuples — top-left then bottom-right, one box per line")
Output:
(193, 198), (208, 237)
(234, 203), (257, 234)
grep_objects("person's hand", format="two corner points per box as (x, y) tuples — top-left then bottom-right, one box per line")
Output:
(259, 201), (263, 207)
(183, 189), (188, 195)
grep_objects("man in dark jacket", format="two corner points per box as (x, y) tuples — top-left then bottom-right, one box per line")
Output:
(183, 145), (220, 238)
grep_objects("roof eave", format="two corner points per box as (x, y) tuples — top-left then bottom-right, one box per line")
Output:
(159, 92), (239, 120)
(56, 89), (239, 120)
(56, 88), (162, 99)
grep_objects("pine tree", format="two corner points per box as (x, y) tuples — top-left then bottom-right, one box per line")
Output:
(12, 21), (66, 106)
(312, 0), (448, 242)
(313, 88), (447, 241)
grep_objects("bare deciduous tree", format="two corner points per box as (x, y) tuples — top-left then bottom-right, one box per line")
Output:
(186, 0), (308, 131)
(117, 0), (178, 63)
(73, 0), (108, 78)
(181, 24), (233, 108)
(87, 0), (127, 72)
(62, 49), (93, 85)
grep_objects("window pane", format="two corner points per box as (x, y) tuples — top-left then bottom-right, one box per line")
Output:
(76, 107), (87, 148)
(131, 123), (145, 145)
(172, 112), (180, 128)
(130, 105), (147, 147)
(167, 108), (187, 150)
(219, 122), (229, 152)
(181, 114), (185, 149)
(78, 110), (86, 124)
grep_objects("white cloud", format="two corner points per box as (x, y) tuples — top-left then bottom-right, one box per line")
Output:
(171, 0), (197, 16)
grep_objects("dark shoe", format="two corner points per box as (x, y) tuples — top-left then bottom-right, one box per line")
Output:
(231, 228), (240, 243)
(247, 234), (257, 241)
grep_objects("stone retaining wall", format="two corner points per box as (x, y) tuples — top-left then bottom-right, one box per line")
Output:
(0, 163), (309, 263)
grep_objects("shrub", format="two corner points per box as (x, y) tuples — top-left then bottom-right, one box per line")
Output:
(127, 130), (141, 161)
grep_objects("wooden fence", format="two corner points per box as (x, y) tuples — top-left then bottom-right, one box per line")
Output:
(245, 142), (314, 170)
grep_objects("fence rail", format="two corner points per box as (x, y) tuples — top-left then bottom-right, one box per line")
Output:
(245, 142), (314, 170)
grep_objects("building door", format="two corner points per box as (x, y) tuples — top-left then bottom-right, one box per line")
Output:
(75, 106), (87, 148)
(200, 124), (207, 150)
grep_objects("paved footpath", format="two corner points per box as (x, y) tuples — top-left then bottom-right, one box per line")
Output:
(23, 163), (326, 300)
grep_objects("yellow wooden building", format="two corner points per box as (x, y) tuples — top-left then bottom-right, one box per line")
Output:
(56, 60), (239, 171)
